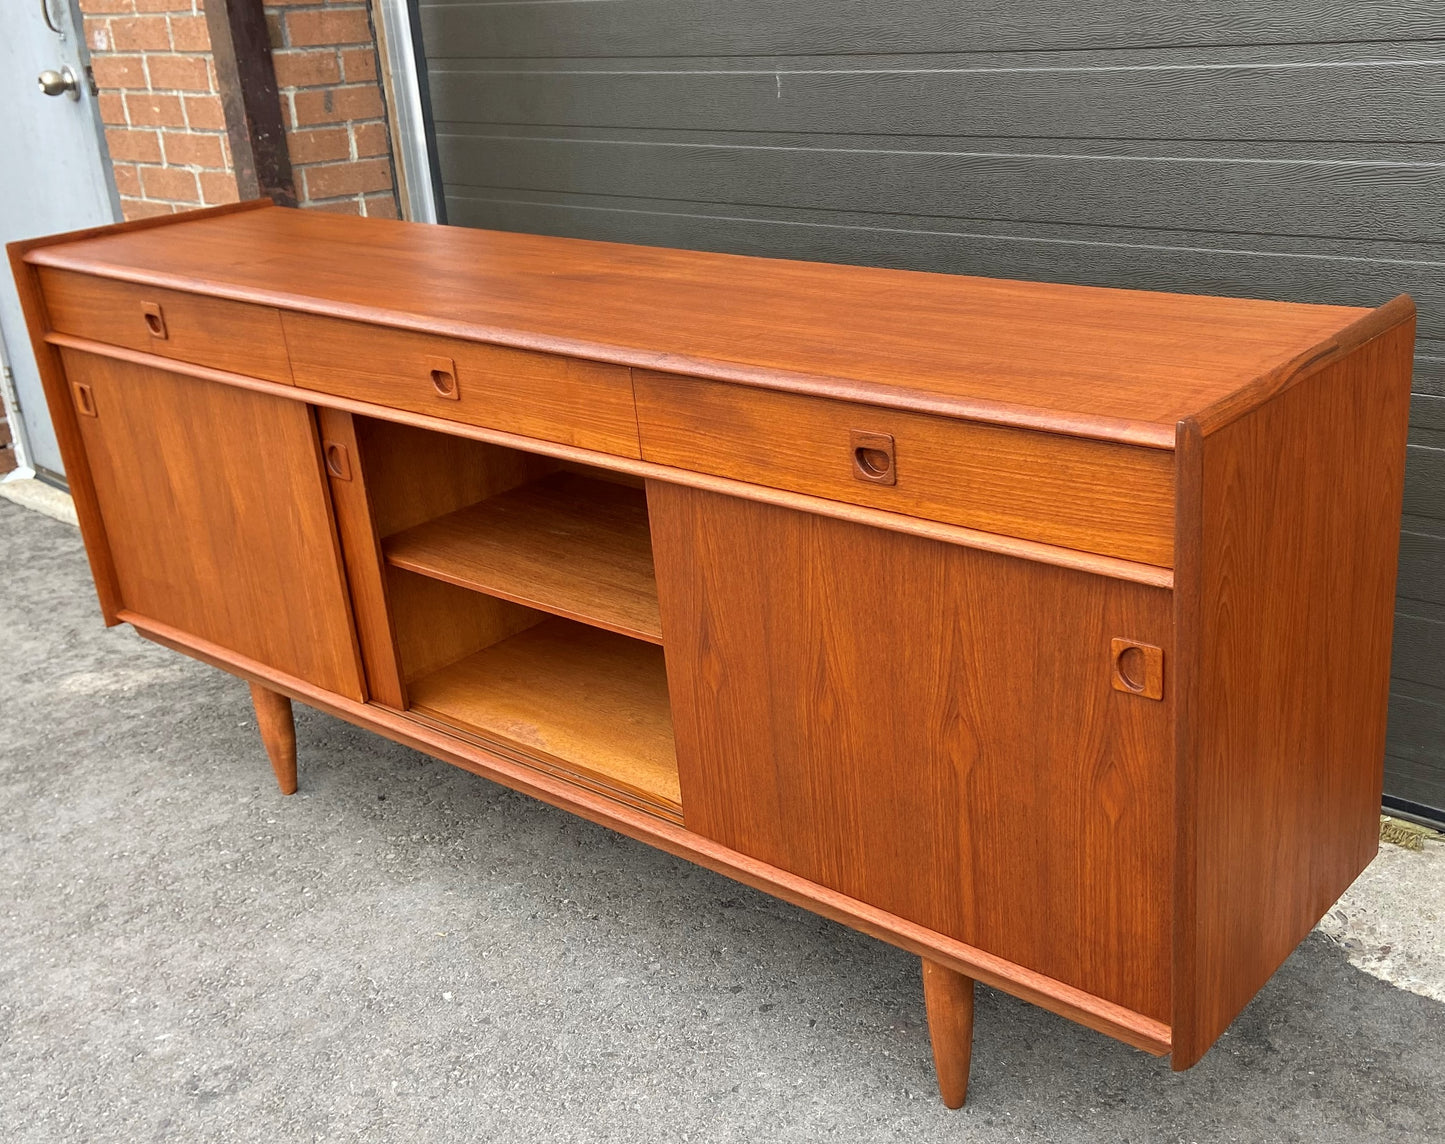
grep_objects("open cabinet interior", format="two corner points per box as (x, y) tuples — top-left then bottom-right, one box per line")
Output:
(349, 418), (680, 823)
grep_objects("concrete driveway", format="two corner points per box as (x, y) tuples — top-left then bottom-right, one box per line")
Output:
(2, 497), (1441, 1143)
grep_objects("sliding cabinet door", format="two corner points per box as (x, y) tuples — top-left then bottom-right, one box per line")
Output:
(648, 482), (1173, 1022)
(62, 348), (364, 700)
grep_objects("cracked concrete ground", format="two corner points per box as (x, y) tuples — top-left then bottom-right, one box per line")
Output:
(2, 495), (1443, 1144)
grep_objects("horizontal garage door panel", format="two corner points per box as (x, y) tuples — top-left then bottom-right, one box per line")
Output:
(436, 135), (1444, 245)
(427, 61), (1445, 143)
(419, 2), (1445, 57)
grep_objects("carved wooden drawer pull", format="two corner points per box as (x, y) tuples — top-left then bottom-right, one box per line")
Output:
(1111, 638), (1163, 700)
(141, 300), (167, 340)
(71, 380), (97, 417)
(427, 355), (459, 400)
(851, 429), (896, 485)
(323, 441), (352, 481)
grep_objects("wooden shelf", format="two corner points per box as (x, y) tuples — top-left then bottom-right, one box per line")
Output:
(406, 617), (680, 819)
(383, 472), (662, 643)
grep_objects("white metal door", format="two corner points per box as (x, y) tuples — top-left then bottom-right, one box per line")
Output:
(0, 0), (118, 480)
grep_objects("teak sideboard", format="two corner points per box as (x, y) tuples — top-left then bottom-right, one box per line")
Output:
(10, 201), (1414, 1107)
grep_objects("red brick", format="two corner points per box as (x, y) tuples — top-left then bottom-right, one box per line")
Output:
(340, 47), (377, 84)
(286, 126), (350, 164)
(361, 193), (398, 220)
(309, 198), (363, 216)
(90, 54), (148, 90)
(97, 92), (128, 126)
(146, 54), (212, 92)
(126, 92), (186, 127)
(133, 0), (194, 10)
(110, 162), (142, 197)
(291, 84), (382, 127)
(78, 0), (136, 13)
(109, 15), (170, 50)
(351, 120), (390, 158)
(285, 8), (373, 47)
(199, 171), (241, 206)
(168, 15), (210, 51)
(265, 11), (285, 48)
(163, 131), (226, 169)
(140, 164), (199, 202)
(183, 94), (227, 130)
(301, 158), (392, 200)
(272, 49), (342, 88)
(104, 126), (162, 162)
(120, 198), (176, 220)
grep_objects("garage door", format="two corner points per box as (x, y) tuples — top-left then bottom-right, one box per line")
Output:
(413, 1), (1445, 823)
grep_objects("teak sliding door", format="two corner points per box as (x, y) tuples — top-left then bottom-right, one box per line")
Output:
(60, 348), (364, 701)
(648, 482), (1175, 1021)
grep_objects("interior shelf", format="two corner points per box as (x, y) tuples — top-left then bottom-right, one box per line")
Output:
(383, 472), (662, 644)
(406, 617), (680, 820)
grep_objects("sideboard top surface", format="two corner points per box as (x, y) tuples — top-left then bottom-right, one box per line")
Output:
(26, 204), (1399, 447)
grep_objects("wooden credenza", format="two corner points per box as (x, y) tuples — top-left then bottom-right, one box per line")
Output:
(9, 201), (1414, 1106)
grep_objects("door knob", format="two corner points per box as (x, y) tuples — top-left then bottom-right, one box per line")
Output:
(37, 66), (80, 100)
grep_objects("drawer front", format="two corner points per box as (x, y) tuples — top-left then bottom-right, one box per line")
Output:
(635, 371), (1175, 566)
(38, 267), (293, 385)
(283, 312), (641, 458)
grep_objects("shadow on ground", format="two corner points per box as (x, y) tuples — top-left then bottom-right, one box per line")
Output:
(1, 499), (1440, 1143)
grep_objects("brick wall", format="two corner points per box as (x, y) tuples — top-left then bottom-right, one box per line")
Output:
(79, 0), (399, 220)
(81, 0), (238, 219)
(264, 1), (398, 217)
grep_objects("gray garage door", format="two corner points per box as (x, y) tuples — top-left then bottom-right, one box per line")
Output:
(413, 1), (1445, 823)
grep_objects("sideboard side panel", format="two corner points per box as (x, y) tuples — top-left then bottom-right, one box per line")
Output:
(650, 480), (1175, 1021)
(1173, 318), (1415, 1067)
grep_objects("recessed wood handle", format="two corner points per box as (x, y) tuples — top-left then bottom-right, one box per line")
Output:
(72, 380), (97, 417)
(1111, 638), (1164, 700)
(141, 301), (167, 340)
(322, 440), (351, 481)
(851, 430), (896, 486)
(427, 355), (459, 400)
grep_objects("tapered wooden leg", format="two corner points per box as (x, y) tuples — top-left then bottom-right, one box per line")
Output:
(922, 959), (975, 1109)
(249, 682), (297, 795)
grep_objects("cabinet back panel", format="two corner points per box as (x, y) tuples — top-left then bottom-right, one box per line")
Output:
(650, 481), (1174, 1021)
(60, 349), (364, 700)
(353, 418), (555, 539)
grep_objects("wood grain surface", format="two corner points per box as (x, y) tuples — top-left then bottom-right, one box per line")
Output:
(922, 961), (975, 1109)
(386, 567), (542, 685)
(352, 417), (553, 539)
(635, 371), (1175, 565)
(315, 408), (408, 708)
(408, 616), (680, 814)
(60, 348), (364, 699)
(283, 310), (641, 457)
(249, 682), (298, 795)
(1172, 320), (1416, 1067)
(39, 266), (293, 385)
(23, 206), (1376, 445)
(384, 472), (662, 643)
(649, 480), (1175, 1020)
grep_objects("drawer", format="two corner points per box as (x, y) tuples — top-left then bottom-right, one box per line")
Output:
(283, 312), (641, 459)
(38, 267), (293, 385)
(634, 371), (1175, 566)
